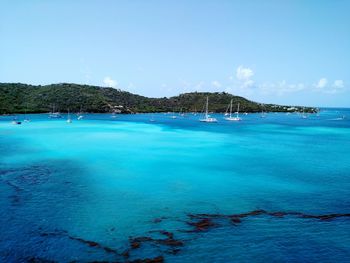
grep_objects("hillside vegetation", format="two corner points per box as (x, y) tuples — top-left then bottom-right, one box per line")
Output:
(0, 83), (316, 114)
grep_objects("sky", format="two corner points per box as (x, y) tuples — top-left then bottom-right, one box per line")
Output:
(0, 0), (349, 107)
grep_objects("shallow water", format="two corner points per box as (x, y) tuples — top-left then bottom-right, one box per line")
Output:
(1, 109), (350, 262)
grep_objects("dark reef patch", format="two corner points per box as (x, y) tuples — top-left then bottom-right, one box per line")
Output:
(0, 165), (52, 206)
(186, 218), (217, 232)
(26, 257), (57, 263)
(185, 209), (350, 232)
(128, 255), (164, 263)
(13, 210), (350, 262)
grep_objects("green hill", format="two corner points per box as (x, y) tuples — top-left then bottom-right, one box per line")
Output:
(0, 83), (316, 114)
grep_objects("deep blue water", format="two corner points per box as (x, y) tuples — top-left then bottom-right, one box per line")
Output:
(0, 109), (350, 262)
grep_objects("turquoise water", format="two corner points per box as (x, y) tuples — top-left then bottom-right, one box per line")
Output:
(1, 109), (350, 262)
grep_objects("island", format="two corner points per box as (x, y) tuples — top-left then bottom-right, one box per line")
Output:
(0, 83), (317, 114)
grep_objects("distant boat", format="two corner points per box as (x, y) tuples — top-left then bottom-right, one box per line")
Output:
(199, 96), (217, 123)
(316, 108), (320, 117)
(170, 111), (177, 119)
(149, 114), (156, 122)
(301, 108), (308, 119)
(67, 109), (72, 123)
(224, 100), (242, 121)
(77, 106), (84, 120)
(23, 108), (30, 122)
(260, 111), (266, 118)
(11, 118), (21, 125)
(49, 104), (62, 118)
(179, 108), (185, 117)
(224, 103), (230, 116)
(111, 112), (117, 118)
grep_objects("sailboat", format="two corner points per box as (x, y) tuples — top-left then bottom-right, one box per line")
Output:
(67, 109), (72, 123)
(260, 110), (266, 118)
(224, 100), (242, 121)
(111, 112), (117, 118)
(24, 107), (30, 122)
(301, 108), (308, 119)
(316, 108), (320, 117)
(77, 106), (84, 120)
(224, 103), (230, 116)
(149, 113), (156, 122)
(170, 110), (177, 119)
(199, 96), (217, 122)
(49, 104), (62, 118)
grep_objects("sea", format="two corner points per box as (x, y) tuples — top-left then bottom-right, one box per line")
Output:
(0, 109), (349, 262)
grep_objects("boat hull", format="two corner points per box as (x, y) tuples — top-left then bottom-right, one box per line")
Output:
(199, 118), (218, 122)
(224, 117), (241, 121)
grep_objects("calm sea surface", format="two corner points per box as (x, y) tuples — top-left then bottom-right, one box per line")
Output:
(1, 109), (350, 262)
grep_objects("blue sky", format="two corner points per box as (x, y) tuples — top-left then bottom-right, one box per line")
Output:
(0, 0), (349, 107)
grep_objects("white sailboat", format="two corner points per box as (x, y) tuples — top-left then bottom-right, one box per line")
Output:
(301, 108), (308, 119)
(199, 96), (217, 122)
(170, 110), (177, 119)
(179, 108), (185, 117)
(149, 113), (156, 122)
(77, 106), (84, 120)
(111, 112), (117, 118)
(49, 104), (62, 118)
(24, 107), (30, 122)
(224, 100), (242, 121)
(224, 103), (230, 116)
(67, 109), (72, 123)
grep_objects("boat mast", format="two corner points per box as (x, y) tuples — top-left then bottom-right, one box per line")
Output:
(237, 103), (240, 118)
(205, 96), (209, 119)
(229, 99), (233, 118)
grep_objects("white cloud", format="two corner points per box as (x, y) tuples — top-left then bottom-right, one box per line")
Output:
(242, 79), (254, 88)
(236, 66), (254, 81)
(259, 81), (305, 96)
(179, 80), (201, 93)
(235, 66), (255, 89)
(103, 76), (118, 88)
(324, 79), (345, 94)
(316, 78), (327, 89)
(312, 78), (345, 94)
(211, 80), (221, 88)
(194, 81), (205, 90)
(333, 80), (344, 88)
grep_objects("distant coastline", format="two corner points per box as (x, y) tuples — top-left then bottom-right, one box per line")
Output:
(0, 83), (317, 114)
